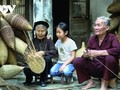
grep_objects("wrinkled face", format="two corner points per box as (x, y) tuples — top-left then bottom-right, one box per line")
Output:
(56, 27), (66, 40)
(93, 19), (109, 36)
(35, 25), (47, 39)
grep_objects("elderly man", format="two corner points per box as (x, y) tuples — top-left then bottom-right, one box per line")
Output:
(73, 16), (120, 90)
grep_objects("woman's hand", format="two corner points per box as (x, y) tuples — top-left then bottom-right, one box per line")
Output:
(35, 51), (45, 56)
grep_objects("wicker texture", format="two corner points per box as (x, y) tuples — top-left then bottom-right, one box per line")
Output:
(107, 0), (120, 14)
(0, 17), (15, 49)
(26, 53), (46, 74)
(109, 15), (120, 31)
(15, 37), (28, 55)
(2, 13), (32, 31)
(0, 38), (8, 65)
(7, 48), (17, 65)
(0, 65), (24, 79)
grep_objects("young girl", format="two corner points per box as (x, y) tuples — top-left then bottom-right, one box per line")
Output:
(50, 22), (77, 83)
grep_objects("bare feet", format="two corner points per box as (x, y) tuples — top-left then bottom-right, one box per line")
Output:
(81, 79), (96, 90)
(100, 79), (108, 90)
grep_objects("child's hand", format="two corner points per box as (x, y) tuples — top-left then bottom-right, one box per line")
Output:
(59, 64), (66, 73)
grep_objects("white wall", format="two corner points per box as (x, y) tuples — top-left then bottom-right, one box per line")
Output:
(90, 0), (113, 24)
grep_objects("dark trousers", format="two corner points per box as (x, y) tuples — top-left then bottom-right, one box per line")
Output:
(24, 56), (52, 83)
(73, 55), (119, 84)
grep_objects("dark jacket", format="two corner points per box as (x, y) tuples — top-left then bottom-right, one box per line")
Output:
(33, 38), (56, 58)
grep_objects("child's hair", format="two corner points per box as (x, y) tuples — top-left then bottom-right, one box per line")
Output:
(57, 22), (69, 36)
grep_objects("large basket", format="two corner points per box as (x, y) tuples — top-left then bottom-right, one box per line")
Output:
(107, 0), (120, 14)
(6, 48), (17, 65)
(109, 15), (120, 31)
(2, 13), (32, 31)
(15, 37), (28, 55)
(0, 17), (15, 49)
(0, 65), (24, 79)
(13, 29), (27, 43)
(0, 38), (8, 66)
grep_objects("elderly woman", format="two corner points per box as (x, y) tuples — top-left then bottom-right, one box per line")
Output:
(23, 21), (56, 87)
(73, 16), (120, 90)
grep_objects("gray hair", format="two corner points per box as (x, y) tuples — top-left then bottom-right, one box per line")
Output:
(97, 16), (111, 26)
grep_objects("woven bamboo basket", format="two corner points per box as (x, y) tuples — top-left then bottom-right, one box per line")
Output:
(26, 52), (46, 74)
(109, 15), (120, 31)
(13, 28), (27, 43)
(0, 65), (24, 79)
(76, 42), (86, 57)
(6, 48), (17, 65)
(0, 17), (15, 49)
(2, 13), (32, 31)
(0, 38), (8, 66)
(107, 0), (120, 14)
(15, 37), (28, 55)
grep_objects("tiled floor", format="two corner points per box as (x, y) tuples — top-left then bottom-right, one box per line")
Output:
(1, 72), (120, 90)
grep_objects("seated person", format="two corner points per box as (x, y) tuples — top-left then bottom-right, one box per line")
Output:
(23, 21), (56, 87)
(50, 22), (77, 83)
(73, 16), (120, 90)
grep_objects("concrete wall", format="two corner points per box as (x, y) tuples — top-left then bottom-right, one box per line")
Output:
(33, 0), (53, 39)
(90, 0), (113, 24)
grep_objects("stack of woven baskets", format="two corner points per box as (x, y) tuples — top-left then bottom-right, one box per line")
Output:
(0, 12), (32, 79)
(107, 0), (120, 77)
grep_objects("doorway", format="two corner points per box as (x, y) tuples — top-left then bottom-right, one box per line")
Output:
(52, 0), (69, 43)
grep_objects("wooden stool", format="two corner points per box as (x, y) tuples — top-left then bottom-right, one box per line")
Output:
(35, 74), (53, 84)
